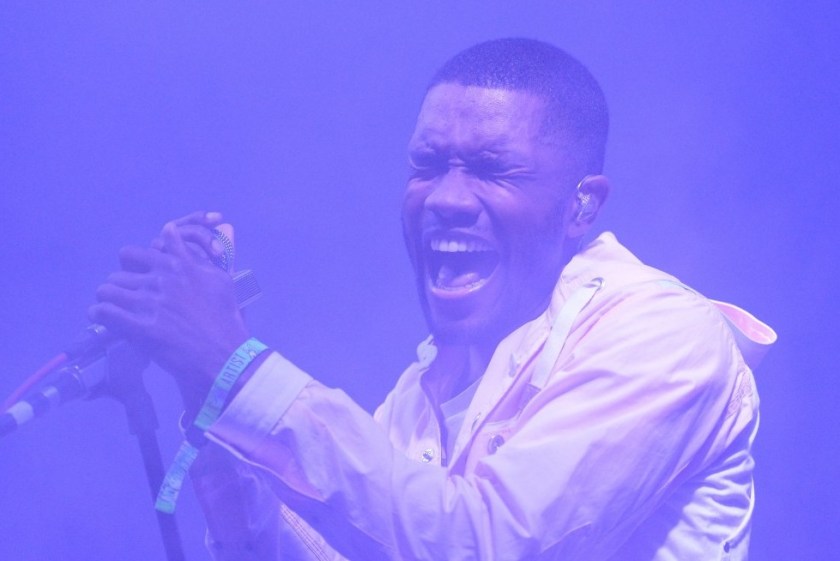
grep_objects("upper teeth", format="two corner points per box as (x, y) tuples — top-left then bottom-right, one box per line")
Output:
(431, 238), (492, 253)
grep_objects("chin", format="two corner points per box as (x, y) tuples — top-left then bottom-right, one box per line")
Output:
(429, 322), (482, 346)
(425, 307), (513, 350)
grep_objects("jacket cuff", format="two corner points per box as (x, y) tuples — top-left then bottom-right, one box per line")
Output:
(207, 351), (312, 455)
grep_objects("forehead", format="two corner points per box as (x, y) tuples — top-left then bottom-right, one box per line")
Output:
(410, 84), (548, 151)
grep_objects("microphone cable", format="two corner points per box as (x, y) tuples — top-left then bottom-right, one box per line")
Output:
(1, 352), (68, 413)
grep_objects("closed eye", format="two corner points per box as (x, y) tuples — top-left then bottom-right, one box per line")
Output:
(463, 150), (526, 179)
(408, 150), (447, 178)
(471, 160), (508, 179)
(469, 157), (530, 182)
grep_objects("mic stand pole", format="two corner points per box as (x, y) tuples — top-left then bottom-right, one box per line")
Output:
(103, 342), (186, 561)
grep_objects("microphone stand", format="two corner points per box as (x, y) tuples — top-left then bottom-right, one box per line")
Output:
(102, 342), (186, 561)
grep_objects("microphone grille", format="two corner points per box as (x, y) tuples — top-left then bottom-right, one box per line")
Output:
(212, 226), (235, 272)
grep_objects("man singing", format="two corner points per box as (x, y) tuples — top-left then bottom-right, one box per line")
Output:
(91, 38), (775, 560)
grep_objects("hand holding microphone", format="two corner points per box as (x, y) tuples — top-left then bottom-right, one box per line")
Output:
(1, 211), (262, 437)
(88, 212), (252, 413)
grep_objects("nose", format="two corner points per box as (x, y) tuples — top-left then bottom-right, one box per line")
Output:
(424, 168), (482, 227)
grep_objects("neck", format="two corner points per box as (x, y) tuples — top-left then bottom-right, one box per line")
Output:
(430, 342), (495, 403)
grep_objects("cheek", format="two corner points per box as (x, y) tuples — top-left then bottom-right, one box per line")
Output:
(401, 183), (430, 232)
(497, 207), (569, 271)
(496, 199), (563, 240)
(401, 186), (428, 264)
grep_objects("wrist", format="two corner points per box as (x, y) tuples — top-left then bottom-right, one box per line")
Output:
(193, 337), (269, 432)
(156, 337), (269, 514)
(178, 334), (252, 417)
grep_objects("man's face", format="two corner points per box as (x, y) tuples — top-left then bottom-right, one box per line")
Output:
(402, 83), (581, 349)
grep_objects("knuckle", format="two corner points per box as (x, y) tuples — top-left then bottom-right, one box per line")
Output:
(95, 284), (110, 301)
(87, 304), (100, 322)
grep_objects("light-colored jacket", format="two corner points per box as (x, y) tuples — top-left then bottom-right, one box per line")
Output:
(192, 232), (775, 560)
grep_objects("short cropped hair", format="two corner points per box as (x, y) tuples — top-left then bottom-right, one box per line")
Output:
(428, 38), (609, 175)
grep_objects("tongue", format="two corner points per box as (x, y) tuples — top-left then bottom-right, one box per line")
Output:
(437, 264), (482, 289)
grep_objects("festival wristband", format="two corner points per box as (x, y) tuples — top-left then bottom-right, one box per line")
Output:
(155, 337), (268, 514)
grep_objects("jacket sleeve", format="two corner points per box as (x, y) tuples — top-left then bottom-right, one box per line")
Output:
(188, 354), (349, 560)
(200, 284), (756, 560)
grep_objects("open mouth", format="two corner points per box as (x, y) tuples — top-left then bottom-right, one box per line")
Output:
(426, 236), (500, 291)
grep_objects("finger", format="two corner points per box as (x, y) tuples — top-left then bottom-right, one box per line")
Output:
(176, 224), (225, 258)
(87, 302), (143, 338)
(105, 271), (155, 290)
(161, 221), (190, 262)
(118, 245), (162, 273)
(95, 283), (147, 311)
(151, 228), (220, 263)
(120, 245), (177, 274)
(170, 211), (224, 228)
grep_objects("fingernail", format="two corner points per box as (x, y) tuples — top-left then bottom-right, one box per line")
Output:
(206, 212), (222, 223)
(211, 238), (224, 255)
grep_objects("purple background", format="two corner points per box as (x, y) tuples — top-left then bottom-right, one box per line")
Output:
(1, 3), (837, 559)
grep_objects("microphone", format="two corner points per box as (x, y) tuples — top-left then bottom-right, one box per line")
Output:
(0, 226), (262, 437)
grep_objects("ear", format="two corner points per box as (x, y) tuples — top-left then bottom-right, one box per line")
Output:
(566, 174), (610, 239)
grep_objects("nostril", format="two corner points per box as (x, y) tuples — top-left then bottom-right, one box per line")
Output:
(433, 208), (479, 227)
(424, 177), (481, 226)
